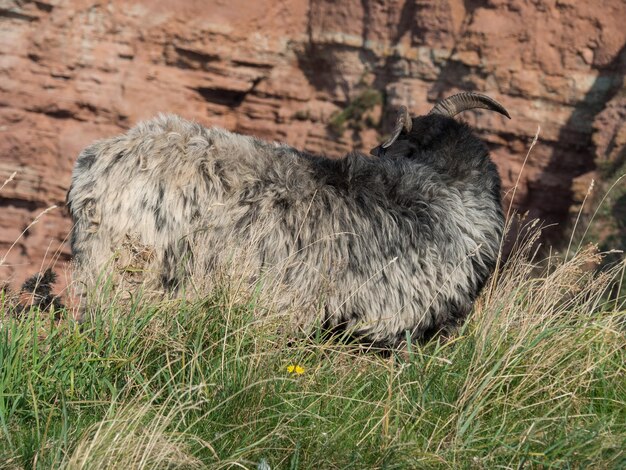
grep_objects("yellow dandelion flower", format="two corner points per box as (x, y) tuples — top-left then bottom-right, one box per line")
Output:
(286, 364), (305, 375)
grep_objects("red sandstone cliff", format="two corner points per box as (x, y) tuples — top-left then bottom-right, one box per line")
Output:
(1, 0), (625, 285)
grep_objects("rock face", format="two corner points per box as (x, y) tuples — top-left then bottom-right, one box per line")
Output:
(1, 0), (625, 286)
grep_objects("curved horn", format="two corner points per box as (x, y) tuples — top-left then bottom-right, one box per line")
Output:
(381, 105), (412, 149)
(429, 92), (511, 119)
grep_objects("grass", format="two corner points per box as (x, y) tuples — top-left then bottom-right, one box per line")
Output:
(1, 229), (625, 469)
(569, 159), (626, 299)
(328, 89), (383, 135)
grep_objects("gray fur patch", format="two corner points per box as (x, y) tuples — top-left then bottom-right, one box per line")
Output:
(67, 113), (504, 346)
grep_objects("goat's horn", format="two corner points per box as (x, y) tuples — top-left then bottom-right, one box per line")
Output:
(429, 92), (511, 119)
(381, 105), (412, 149)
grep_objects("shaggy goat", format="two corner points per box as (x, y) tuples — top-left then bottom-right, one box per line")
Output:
(67, 92), (510, 346)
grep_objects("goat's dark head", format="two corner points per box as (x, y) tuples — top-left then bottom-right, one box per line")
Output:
(370, 92), (510, 158)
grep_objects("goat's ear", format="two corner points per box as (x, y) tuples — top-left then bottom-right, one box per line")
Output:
(371, 106), (412, 156)
(370, 145), (383, 157)
(380, 106), (412, 150)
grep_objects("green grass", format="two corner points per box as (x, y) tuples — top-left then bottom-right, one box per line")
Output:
(328, 89), (383, 135)
(1, 240), (625, 469)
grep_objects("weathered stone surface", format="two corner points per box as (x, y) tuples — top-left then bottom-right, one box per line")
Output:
(0, 0), (625, 286)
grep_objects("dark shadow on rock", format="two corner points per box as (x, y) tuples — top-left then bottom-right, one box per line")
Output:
(427, 41), (626, 249)
(532, 43), (626, 244)
(394, 0), (419, 44)
(611, 192), (626, 237)
(294, 38), (382, 145)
